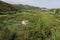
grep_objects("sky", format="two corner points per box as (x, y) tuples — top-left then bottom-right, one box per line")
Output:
(1, 0), (60, 8)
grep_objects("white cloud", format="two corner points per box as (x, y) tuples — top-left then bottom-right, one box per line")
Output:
(19, 0), (28, 2)
(1, 0), (29, 2)
(1, 0), (30, 4)
(1, 0), (5, 1)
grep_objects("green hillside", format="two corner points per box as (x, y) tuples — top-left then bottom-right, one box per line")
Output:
(0, 1), (41, 15)
(0, 1), (16, 12)
(0, 1), (41, 12)
(13, 4), (41, 11)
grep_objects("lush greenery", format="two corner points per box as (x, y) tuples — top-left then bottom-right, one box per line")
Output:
(0, 1), (60, 40)
(0, 11), (60, 40)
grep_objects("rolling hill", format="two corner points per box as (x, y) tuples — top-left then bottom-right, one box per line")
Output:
(0, 1), (16, 12)
(12, 4), (41, 11)
(0, 1), (41, 12)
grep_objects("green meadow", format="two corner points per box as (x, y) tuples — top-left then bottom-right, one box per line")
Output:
(0, 10), (60, 40)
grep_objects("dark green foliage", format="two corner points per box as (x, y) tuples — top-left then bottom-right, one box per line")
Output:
(0, 1), (17, 15)
(0, 1), (17, 11)
(55, 9), (60, 20)
(9, 32), (17, 40)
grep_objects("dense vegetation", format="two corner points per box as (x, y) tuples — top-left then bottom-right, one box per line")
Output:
(0, 1), (17, 11)
(0, 1), (60, 40)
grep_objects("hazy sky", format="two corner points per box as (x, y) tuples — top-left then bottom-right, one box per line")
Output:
(1, 0), (60, 8)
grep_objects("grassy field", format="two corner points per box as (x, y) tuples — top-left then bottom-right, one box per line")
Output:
(0, 11), (60, 40)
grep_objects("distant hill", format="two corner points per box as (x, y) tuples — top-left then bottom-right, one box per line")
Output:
(0, 1), (16, 12)
(0, 1), (41, 12)
(12, 4), (41, 11)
